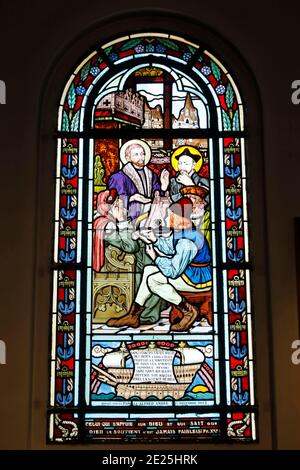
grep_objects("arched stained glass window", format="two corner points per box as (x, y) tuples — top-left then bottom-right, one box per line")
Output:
(49, 32), (256, 443)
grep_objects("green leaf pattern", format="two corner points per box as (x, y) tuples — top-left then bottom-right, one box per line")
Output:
(211, 61), (221, 81)
(120, 38), (142, 51)
(62, 111), (70, 132)
(222, 109), (231, 131)
(104, 46), (112, 56)
(232, 109), (240, 131)
(225, 83), (234, 109)
(188, 45), (197, 54)
(80, 61), (90, 81)
(67, 83), (76, 110)
(158, 38), (179, 51)
(70, 110), (80, 132)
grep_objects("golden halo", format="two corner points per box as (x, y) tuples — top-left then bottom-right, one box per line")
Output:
(120, 139), (152, 166)
(171, 145), (203, 172)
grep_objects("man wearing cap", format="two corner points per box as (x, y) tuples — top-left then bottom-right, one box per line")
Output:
(170, 146), (209, 203)
(108, 139), (169, 221)
(180, 185), (211, 248)
(106, 197), (212, 331)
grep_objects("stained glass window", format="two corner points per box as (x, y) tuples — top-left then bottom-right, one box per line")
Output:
(49, 32), (256, 442)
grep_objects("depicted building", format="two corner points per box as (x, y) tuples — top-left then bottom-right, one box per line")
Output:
(95, 88), (144, 125)
(173, 93), (199, 129)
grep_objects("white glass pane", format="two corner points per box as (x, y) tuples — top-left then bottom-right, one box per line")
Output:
(54, 221), (59, 263)
(76, 271), (81, 313)
(220, 183), (225, 218)
(244, 221), (249, 262)
(86, 313), (91, 336)
(49, 413), (54, 439)
(251, 413), (256, 440)
(214, 336), (219, 360)
(103, 73), (124, 90)
(212, 229), (216, 267)
(86, 335), (91, 357)
(239, 104), (244, 131)
(209, 138), (214, 179)
(246, 270), (251, 313)
(52, 271), (58, 312)
(213, 269), (217, 312)
(51, 314), (57, 360)
(74, 360), (80, 406)
(75, 313), (80, 360)
(77, 221), (82, 263)
(221, 221), (226, 262)
(223, 270), (228, 312)
(82, 83), (94, 109)
(215, 360), (220, 404)
(213, 313), (218, 334)
(86, 267), (92, 312)
(242, 179), (248, 222)
(56, 139), (62, 176)
(54, 179), (60, 221)
(87, 229), (92, 269)
(224, 314), (229, 359)
(219, 138), (224, 177)
(57, 103), (63, 129)
(79, 107), (85, 131)
(210, 179), (215, 222)
(225, 360), (231, 404)
(249, 360), (255, 405)
(241, 138), (246, 178)
(50, 362), (55, 406)
(85, 359), (91, 405)
(247, 314), (253, 360)
(78, 139), (84, 178)
(167, 55), (185, 64)
(89, 139), (94, 180)
(88, 180), (93, 223)
(130, 32), (169, 38)
(115, 55), (133, 65)
(78, 178), (83, 220)
(216, 106), (222, 130)
(192, 66), (209, 85)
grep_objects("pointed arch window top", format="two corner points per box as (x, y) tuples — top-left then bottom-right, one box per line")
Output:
(58, 33), (243, 133)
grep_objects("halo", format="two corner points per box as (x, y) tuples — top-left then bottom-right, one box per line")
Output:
(171, 145), (203, 172)
(120, 139), (152, 166)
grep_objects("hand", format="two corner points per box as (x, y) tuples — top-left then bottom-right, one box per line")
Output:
(137, 229), (157, 244)
(160, 168), (170, 191)
(176, 173), (194, 186)
(129, 193), (152, 204)
(145, 244), (157, 260)
(111, 200), (127, 222)
(112, 206), (127, 222)
(142, 228), (157, 242)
